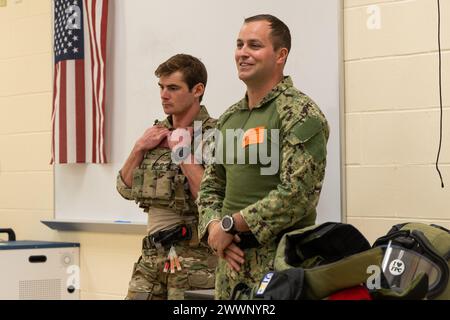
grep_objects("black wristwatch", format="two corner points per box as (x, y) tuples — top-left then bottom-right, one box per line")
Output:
(221, 215), (238, 235)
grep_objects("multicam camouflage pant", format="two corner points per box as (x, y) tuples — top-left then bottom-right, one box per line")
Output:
(126, 240), (217, 300)
(214, 242), (277, 300)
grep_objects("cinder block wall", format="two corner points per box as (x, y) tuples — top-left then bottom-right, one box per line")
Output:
(344, 0), (450, 242)
(0, 0), (141, 300)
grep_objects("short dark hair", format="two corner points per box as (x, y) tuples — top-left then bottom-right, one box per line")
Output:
(154, 54), (207, 102)
(244, 14), (291, 53)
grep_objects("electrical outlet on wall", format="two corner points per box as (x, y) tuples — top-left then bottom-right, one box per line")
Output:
(0, 0), (7, 8)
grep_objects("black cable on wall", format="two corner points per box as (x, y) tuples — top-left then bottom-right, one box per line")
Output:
(436, 0), (445, 188)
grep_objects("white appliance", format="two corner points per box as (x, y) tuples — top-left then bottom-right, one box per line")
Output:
(0, 238), (80, 300)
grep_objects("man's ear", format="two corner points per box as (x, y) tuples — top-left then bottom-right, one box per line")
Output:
(277, 48), (289, 65)
(192, 83), (205, 99)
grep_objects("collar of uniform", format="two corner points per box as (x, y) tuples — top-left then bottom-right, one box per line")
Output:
(235, 76), (293, 111)
(193, 105), (211, 124)
(157, 105), (210, 128)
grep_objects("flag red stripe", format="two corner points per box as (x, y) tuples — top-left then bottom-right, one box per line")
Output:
(100, 1), (108, 61)
(59, 61), (68, 164)
(75, 59), (86, 163)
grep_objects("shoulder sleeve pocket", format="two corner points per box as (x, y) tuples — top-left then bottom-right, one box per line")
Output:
(285, 117), (323, 145)
(285, 117), (327, 162)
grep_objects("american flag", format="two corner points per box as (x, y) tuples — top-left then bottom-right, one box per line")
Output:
(52, 0), (109, 164)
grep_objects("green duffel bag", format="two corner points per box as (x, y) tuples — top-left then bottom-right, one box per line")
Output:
(231, 222), (436, 300)
(231, 222), (382, 300)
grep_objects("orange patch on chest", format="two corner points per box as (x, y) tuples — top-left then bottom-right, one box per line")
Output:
(242, 126), (265, 148)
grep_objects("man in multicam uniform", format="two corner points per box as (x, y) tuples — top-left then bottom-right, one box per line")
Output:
(197, 15), (330, 299)
(117, 54), (217, 300)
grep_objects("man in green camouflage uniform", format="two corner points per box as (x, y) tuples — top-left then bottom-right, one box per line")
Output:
(197, 15), (329, 299)
(117, 54), (217, 300)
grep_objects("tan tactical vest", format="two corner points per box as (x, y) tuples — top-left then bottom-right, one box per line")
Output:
(131, 116), (216, 216)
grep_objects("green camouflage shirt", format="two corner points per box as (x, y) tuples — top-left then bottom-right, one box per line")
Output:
(197, 77), (330, 246)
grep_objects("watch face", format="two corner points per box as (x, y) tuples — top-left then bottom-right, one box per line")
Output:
(222, 216), (233, 230)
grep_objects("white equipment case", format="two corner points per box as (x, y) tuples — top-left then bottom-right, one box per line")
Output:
(0, 228), (80, 300)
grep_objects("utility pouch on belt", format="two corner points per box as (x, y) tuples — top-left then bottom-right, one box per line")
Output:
(149, 224), (193, 249)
